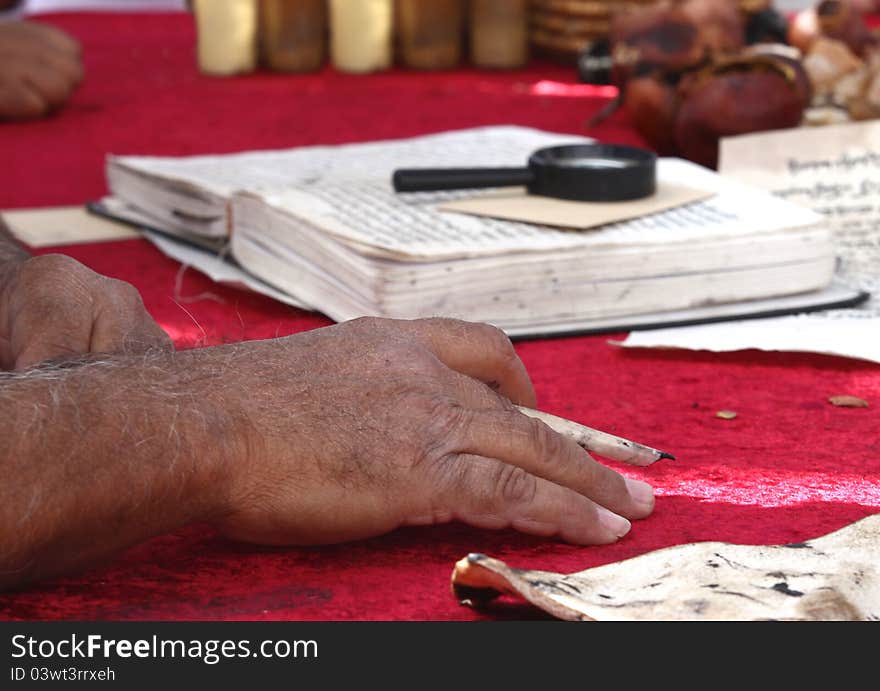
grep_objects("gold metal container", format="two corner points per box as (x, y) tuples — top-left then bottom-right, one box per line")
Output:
(259, 0), (327, 72)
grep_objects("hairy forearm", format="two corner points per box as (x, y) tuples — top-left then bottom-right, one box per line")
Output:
(0, 348), (242, 590)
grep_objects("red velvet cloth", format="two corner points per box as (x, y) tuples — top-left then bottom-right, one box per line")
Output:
(1, 12), (878, 621)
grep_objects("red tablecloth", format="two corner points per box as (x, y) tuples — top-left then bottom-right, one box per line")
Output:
(1, 11), (878, 621)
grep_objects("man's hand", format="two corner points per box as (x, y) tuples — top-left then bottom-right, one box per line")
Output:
(0, 20), (83, 120)
(0, 317), (654, 588)
(213, 317), (654, 547)
(0, 219), (172, 369)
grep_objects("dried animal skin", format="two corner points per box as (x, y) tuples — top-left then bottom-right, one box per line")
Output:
(834, 66), (870, 103)
(803, 36), (864, 93)
(451, 513), (880, 620)
(803, 103), (852, 124)
(799, 36), (880, 121)
(849, 50), (880, 119)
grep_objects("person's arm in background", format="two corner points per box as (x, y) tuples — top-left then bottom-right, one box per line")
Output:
(0, 217), (172, 369)
(0, 316), (655, 591)
(0, 4), (83, 120)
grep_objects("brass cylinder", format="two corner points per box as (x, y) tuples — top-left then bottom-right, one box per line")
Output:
(396, 0), (464, 70)
(329, 0), (394, 73)
(192, 0), (258, 76)
(259, 0), (327, 72)
(470, 0), (529, 69)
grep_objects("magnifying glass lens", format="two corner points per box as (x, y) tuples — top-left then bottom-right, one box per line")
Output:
(560, 157), (634, 169)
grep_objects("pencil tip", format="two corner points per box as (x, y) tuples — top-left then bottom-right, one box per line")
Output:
(658, 451), (676, 461)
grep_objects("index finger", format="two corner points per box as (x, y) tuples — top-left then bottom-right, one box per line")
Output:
(396, 317), (537, 407)
(447, 405), (655, 521)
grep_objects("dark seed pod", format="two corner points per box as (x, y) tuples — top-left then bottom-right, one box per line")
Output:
(740, 45), (814, 107)
(622, 75), (681, 154)
(675, 69), (805, 169)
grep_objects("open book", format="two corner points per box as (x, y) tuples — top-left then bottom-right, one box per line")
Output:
(102, 126), (865, 337)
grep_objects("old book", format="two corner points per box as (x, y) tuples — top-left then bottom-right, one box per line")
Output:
(102, 126), (862, 337)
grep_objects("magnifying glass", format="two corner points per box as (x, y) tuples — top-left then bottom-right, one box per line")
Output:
(392, 143), (657, 202)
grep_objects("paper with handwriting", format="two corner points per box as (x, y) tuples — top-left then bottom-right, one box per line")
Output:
(622, 121), (880, 363)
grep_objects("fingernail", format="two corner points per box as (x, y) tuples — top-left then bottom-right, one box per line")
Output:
(597, 506), (631, 538)
(625, 477), (655, 510)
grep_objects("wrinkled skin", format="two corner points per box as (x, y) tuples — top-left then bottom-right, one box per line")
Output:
(0, 250), (173, 369)
(0, 217), (171, 368)
(211, 317), (655, 548)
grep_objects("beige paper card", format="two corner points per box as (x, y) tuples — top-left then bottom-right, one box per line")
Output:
(437, 182), (712, 229)
(2, 206), (139, 248)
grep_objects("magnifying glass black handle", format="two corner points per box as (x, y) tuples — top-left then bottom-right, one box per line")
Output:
(392, 167), (534, 193)
(393, 144), (656, 201)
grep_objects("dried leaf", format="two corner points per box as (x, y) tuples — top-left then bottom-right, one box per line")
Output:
(716, 410), (737, 419)
(828, 395), (869, 408)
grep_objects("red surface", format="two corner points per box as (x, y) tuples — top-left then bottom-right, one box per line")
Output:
(1, 11), (879, 621)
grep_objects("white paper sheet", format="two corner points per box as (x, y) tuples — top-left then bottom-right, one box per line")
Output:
(623, 313), (880, 363)
(622, 121), (880, 363)
(144, 231), (311, 310)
